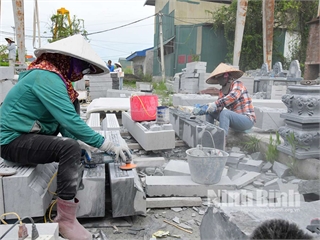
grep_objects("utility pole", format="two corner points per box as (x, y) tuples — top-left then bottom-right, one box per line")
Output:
(159, 12), (165, 82)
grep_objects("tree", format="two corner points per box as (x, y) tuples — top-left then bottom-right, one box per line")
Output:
(207, 0), (318, 73)
(48, 11), (88, 42)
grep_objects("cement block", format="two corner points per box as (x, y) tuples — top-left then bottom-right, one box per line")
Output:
(145, 176), (236, 197)
(164, 160), (190, 176)
(122, 111), (175, 151)
(254, 106), (286, 130)
(146, 197), (202, 208)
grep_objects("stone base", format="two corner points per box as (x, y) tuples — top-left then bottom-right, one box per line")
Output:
(278, 120), (320, 160)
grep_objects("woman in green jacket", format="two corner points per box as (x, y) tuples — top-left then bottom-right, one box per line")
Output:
(0, 35), (130, 240)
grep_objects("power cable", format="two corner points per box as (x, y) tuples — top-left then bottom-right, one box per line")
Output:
(86, 13), (157, 36)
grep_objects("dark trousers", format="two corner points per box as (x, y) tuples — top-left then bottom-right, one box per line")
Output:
(1, 134), (82, 200)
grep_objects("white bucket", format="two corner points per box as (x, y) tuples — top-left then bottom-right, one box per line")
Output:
(156, 106), (170, 124)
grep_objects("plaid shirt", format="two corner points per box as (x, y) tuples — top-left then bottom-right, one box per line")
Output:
(215, 80), (256, 123)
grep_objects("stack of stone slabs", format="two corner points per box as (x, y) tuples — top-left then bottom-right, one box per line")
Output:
(169, 108), (225, 151)
(0, 159), (58, 219)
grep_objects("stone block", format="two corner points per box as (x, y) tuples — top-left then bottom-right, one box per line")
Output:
(145, 176), (236, 197)
(232, 172), (261, 189)
(226, 152), (245, 167)
(238, 159), (264, 172)
(146, 197), (202, 208)
(254, 107), (286, 130)
(261, 162), (273, 172)
(76, 165), (105, 218)
(298, 180), (320, 195)
(263, 178), (280, 191)
(122, 111), (175, 151)
(109, 163), (146, 217)
(133, 157), (166, 168)
(272, 161), (290, 178)
(164, 160), (190, 176)
(169, 108), (225, 150)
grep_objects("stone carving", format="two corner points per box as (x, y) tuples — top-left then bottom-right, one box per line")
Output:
(278, 126), (318, 151)
(282, 94), (294, 113)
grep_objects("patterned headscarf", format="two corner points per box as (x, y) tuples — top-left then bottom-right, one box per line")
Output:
(27, 53), (88, 102)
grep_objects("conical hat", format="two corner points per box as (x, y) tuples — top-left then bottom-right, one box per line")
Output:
(34, 35), (109, 75)
(5, 37), (15, 43)
(206, 63), (244, 84)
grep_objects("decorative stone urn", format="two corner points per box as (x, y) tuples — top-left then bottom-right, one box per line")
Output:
(277, 85), (320, 160)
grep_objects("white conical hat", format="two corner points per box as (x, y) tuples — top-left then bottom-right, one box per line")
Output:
(34, 35), (109, 75)
(206, 63), (244, 84)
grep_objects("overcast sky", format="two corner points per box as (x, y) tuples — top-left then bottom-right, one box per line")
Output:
(1, 0), (155, 63)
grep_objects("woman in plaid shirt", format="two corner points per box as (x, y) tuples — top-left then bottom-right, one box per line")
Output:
(204, 63), (256, 136)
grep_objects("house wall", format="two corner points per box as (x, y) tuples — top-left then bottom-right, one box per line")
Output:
(145, 50), (154, 75)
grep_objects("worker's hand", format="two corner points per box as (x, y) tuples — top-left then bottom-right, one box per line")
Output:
(192, 104), (208, 115)
(206, 102), (217, 113)
(99, 139), (132, 162)
(113, 146), (132, 162)
(77, 140), (92, 161)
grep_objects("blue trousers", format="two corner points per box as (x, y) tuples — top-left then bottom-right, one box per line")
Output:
(206, 109), (254, 135)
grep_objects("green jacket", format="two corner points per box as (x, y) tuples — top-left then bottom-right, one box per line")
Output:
(0, 69), (104, 147)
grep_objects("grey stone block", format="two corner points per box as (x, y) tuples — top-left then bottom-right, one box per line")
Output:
(145, 176), (236, 197)
(109, 163), (146, 217)
(169, 108), (225, 150)
(76, 165), (105, 218)
(226, 152), (245, 167)
(262, 162), (273, 172)
(254, 107), (286, 130)
(122, 111), (175, 151)
(263, 178), (280, 191)
(164, 160), (190, 176)
(146, 197), (202, 208)
(238, 159), (264, 172)
(272, 161), (290, 178)
(232, 171), (261, 189)
(133, 157), (166, 168)
(298, 180), (320, 195)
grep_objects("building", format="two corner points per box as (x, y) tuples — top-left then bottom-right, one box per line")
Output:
(126, 47), (154, 76)
(144, 0), (229, 78)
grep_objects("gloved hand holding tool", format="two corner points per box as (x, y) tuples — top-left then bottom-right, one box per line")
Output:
(192, 104), (208, 116)
(99, 139), (132, 162)
(206, 102), (217, 113)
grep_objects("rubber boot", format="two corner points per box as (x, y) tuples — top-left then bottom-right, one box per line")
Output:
(54, 198), (92, 240)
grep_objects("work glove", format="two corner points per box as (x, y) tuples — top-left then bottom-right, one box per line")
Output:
(192, 104), (208, 115)
(206, 102), (217, 113)
(99, 139), (132, 162)
(77, 140), (93, 162)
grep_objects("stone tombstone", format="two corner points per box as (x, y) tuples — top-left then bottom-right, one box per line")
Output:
(259, 63), (269, 76)
(272, 62), (283, 77)
(288, 60), (302, 80)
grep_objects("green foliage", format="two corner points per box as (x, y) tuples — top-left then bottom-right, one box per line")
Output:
(265, 132), (281, 163)
(153, 81), (173, 107)
(207, 0), (318, 73)
(123, 68), (133, 74)
(241, 135), (261, 154)
(48, 14), (88, 42)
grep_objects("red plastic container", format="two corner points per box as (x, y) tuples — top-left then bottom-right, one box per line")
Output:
(130, 95), (158, 122)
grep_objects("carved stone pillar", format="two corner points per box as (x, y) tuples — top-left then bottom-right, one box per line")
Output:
(278, 85), (320, 159)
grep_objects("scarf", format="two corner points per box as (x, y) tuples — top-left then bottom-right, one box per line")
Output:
(27, 53), (83, 102)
